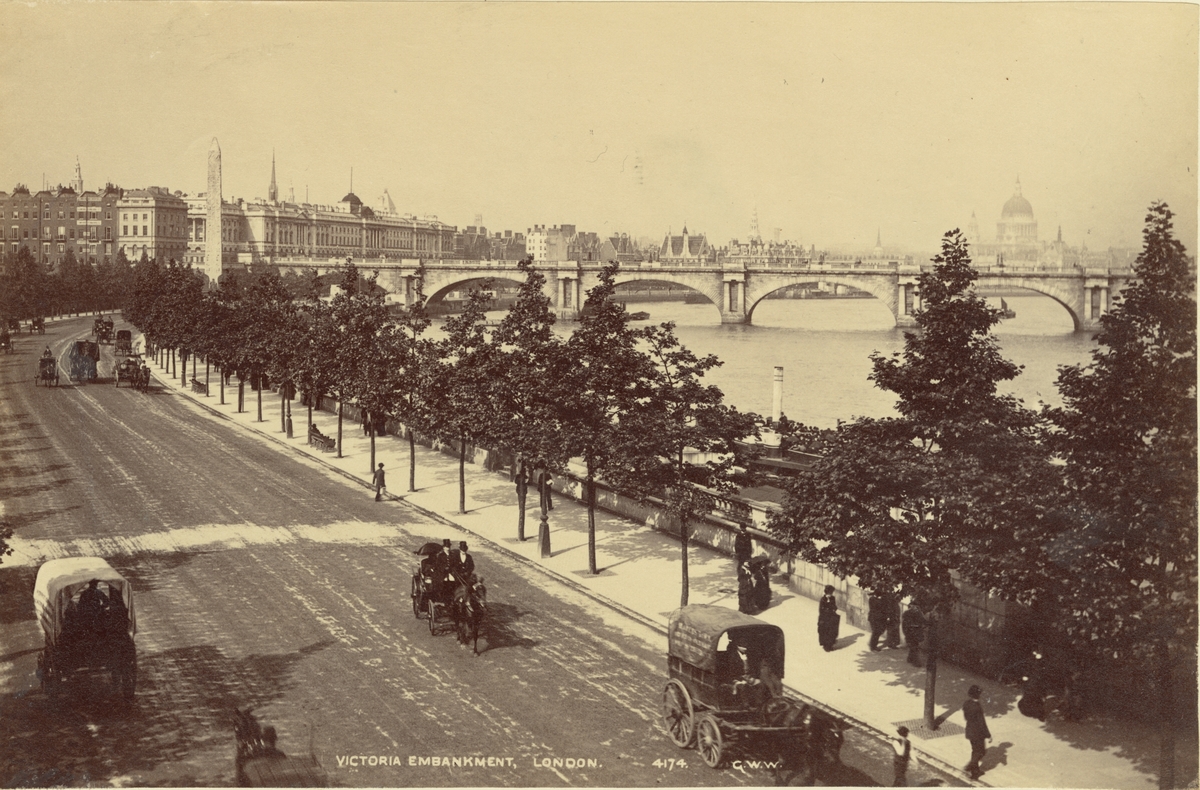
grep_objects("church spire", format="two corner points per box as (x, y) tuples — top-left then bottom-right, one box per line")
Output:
(269, 149), (278, 202)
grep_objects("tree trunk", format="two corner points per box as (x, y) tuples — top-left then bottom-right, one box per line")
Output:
(586, 465), (598, 575)
(408, 428), (417, 492)
(255, 375), (263, 422)
(192, 352), (196, 382)
(538, 470), (551, 558)
(219, 365), (225, 405)
(1157, 639), (1176, 789)
(515, 458), (527, 542)
(336, 400), (343, 458)
(680, 512), (690, 608)
(924, 615), (940, 730)
(170, 348), (175, 376)
(237, 376), (244, 413)
(369, 418), (376, 474)
(205, 359), (210, 396)
(458, 435), (467, 514)
(281, 387), (286, 432)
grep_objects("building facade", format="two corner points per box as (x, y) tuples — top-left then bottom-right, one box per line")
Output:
(1, 181), (121, 270)
(660, 226), (715, 263)
(117, 187), (189, 264)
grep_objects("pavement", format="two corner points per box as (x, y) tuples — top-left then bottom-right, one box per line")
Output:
(132, 338), (1188, 790)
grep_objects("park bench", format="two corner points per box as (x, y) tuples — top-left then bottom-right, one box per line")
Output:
(190, 378), (209, 395)
(308, 430), (336, 453)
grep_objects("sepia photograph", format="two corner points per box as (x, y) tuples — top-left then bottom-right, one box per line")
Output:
(0, 2), (1195, 787)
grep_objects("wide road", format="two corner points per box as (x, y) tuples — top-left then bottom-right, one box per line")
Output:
(0, 317), (914, 788)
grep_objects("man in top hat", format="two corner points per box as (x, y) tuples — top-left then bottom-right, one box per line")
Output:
(453, 541), (474, 580)
(432, 539), (454, 598)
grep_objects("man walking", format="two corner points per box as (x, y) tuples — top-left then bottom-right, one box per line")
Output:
(868, 592), (888, 651)
(734, 525), (753, 613)
(372, 462), (386, 501)
(817, 585), (840, 651)
(902, 603), (927, 667)
(961, 684), (992, 780)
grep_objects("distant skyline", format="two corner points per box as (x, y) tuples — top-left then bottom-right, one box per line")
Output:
(0, 3), (1195, 255)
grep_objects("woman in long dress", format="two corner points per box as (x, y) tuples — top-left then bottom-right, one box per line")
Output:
(817, 584), (840, 651)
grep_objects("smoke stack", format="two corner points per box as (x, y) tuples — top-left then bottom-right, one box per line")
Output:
(772, 366), (784, 424)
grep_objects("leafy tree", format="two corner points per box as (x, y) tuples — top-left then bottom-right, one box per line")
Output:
(769, 229), (1044, 728)
(1, 246), (49, 319)
(1045, 202), (1196, 789)
(560, 262), (657, 574)
(337, 270), (395, 473)
(491, 258), (572, 546)
(54, 248), (83, 315)
(389, 282), (436, 493)
(238, 270), (298, 422)
(607, 321), (757, 605)
(424, 286), (502, 514)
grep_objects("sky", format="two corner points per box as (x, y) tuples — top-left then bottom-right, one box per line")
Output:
(1, 2), (1196, 255)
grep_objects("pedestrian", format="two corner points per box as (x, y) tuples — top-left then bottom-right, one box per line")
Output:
(372, 462), (386, 501)
(884, 593), (902, 649)
(961, 684), (992, 780)
(891, 725), (917, 786)
(868, 592), (889, 651)
(735, 524), (753, 613)
(817, 584), (840, 651)
(902, 603), (927, 667)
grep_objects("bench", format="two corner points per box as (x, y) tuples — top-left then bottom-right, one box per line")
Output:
(190, 378), (209, 395)
(308, 431), (336, 452)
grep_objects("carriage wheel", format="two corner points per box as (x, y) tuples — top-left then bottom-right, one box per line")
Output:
(427, 598), (438, 634)
(411, 576), (425, 619)
(662, 680), (696, 748)
(696, 713), (725, 768)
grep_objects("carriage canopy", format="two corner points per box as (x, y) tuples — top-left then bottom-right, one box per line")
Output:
(34, 557), (136, 644)
(667, 604), (784, 675)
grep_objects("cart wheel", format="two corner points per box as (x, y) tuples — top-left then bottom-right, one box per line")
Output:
(662, 680), (696, 748)
(411, 576), (423, 619)
(427, 598), (437, 634)
(696, 713), (725, 768)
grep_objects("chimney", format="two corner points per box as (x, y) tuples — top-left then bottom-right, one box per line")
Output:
(772, 366), (784, 423)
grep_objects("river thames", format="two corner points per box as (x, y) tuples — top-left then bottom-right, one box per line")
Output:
(521, 292), (1097, 429)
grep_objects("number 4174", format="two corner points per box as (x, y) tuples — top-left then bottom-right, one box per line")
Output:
(652, 758), (688, 770)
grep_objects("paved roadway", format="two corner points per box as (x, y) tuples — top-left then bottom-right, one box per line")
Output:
(0, 317), (897, 787)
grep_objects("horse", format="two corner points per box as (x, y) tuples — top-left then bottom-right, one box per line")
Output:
(450, 575), (487, 654)
(760, 697), (846, 786)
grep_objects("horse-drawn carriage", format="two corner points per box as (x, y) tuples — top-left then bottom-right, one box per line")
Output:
(0, 331), (11, 355)
(410, 542), (487, 652)
(234, 707), (328, 787)
(115, 357), (142, 388)
(96, 319), (114, 345)
(662, 605), (845, 777)
(7, 317), (21, 334)
(69, 340), (99, 381)
(115, 329), (133, 356)
(31, 316), (45, 334)
(34, 557), (137, 700)
(37, 355), (60, 387)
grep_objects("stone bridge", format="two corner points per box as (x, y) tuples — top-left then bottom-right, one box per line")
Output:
(273, 257), (1132, 332)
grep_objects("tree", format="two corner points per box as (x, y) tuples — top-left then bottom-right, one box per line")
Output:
(336, 269), (395, 473)
(491, 258), (572, 546)
(560, 262), (657, 574)
(769, 229), (1044, 728)
(389, 282), (436, 493)
(606, 321), (757, 605)
(1045, 203), (1196, 789)
(424, 286), (502, 514)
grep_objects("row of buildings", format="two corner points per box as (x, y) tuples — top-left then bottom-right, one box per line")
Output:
(2, 154), (1135, 277)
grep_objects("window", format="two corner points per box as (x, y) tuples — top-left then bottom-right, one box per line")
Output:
(10, 211), (15, 219)
(23, 229), (28, 239)
(122, 213), (127, 221)
(58, 226), (65, 239)
(69, 229), (75, 239)
(132, 226), (137, 236)
(9, 243), (15, 253)
(9, 226), (15, 239)
(143, 225), (148, 236)
(43, 242), (50, 253)
(58, 210), (65, 219)
(70, 211), (75, 219)
(44, 210), (50, 218)
(123, 225), (128, 236)
(105, 228), (111, 240)
(42, 227), (50, 239)
(23, 211), (28, 219)
(105, 242), (112, 254)
(142, 213), (148, 221)
(57, 243), (64, 253)
(106, 211), (111, 220)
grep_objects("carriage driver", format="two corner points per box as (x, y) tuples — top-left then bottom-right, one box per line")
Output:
(432, 539), (455, 598)
(452, 541), (475, 581)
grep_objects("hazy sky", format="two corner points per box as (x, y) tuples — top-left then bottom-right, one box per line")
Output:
(1, 3), (1195, 254)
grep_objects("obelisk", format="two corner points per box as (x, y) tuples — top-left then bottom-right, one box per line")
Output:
(204, 137), (222, 285)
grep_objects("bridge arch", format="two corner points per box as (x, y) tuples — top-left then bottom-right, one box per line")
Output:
(610, 273), (723, 322)
(746, 276), (898, 326)
(975, 277), (1083, 332)
(421, 275), (527, 309)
